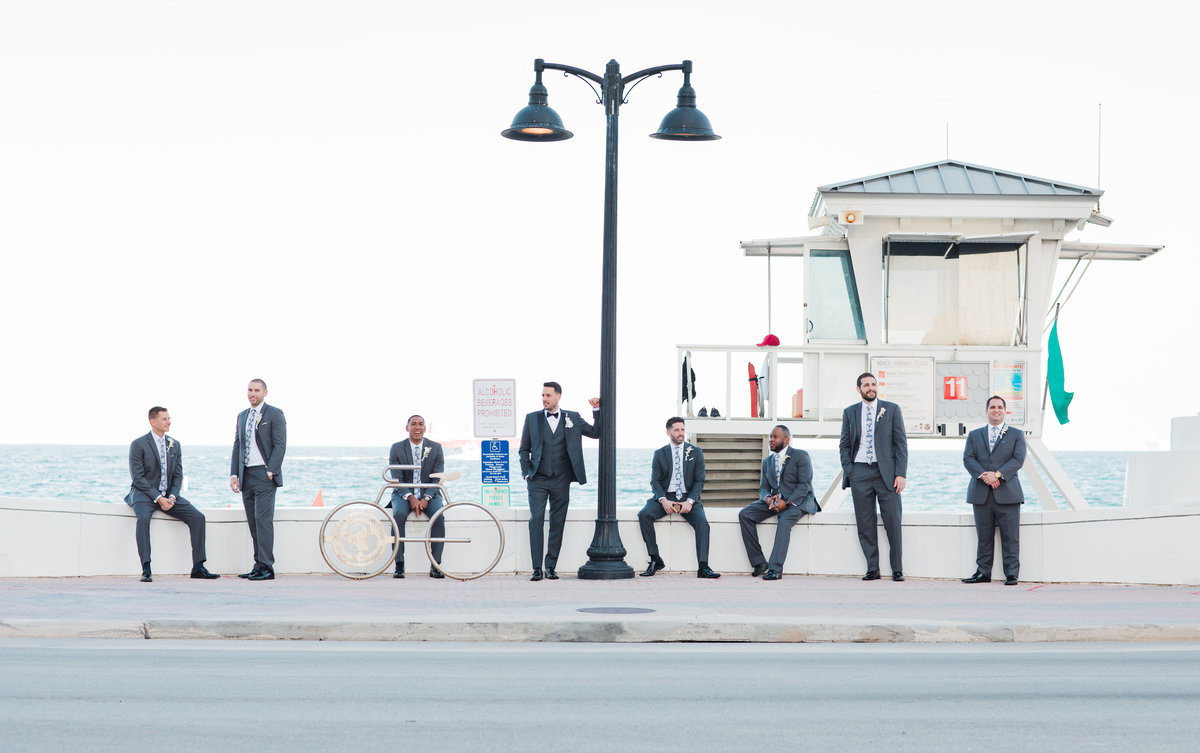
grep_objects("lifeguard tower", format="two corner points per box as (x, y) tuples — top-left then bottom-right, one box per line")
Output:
(679, 160), (1161, 510)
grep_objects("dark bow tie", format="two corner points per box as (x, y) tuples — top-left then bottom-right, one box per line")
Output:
(546, 412), (559, 419)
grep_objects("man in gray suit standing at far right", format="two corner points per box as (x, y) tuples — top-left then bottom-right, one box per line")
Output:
(230, 378), (287, 581)
(839, 372), (908, 582)
(962, 395), (1026, 586)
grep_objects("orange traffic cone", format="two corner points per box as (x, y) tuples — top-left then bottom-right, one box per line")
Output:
(312, 488), (324, 507)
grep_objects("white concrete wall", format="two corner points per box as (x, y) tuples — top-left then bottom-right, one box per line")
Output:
(1, 496), (1197, 585)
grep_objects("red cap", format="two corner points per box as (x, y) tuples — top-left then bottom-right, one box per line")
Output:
(757, 334), (780, 347)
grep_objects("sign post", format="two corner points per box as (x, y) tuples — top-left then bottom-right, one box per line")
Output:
(473, 379), (517, 508)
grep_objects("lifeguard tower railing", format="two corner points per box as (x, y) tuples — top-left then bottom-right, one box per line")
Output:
(676, 342), (1087, 512)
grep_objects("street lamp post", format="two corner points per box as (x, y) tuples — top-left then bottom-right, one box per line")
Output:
(502, 58), (719, 580)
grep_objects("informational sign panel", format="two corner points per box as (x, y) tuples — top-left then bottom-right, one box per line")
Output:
(991, 361), (1026, 426)
(870, 356), (935, 435)
(481, 440), (510, 485)
(473, 378), (517, 438)
(480, 486), (510, 508)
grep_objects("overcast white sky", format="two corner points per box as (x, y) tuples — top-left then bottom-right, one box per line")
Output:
(1, 0), (1195, 451)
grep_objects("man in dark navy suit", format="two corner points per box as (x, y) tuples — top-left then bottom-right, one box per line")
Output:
(125, 406), (218, 582)
(839, 372), (908, 582)
(518, 382), (600, 581)
(637, 417), (720, 579)
(230, 378), (287, 581)
(962, 396), (1027, 586)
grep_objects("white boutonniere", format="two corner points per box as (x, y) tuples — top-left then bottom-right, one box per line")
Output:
(781, 453), (790, 466)
(998, 426), (1008, 441)
(166, 437), (174, 451)
(877, 406), (886, 421)
(421, 446), (431, 462)
(255, 412), (263, 426)
(565, 415), (574, 429)
(684, 445), (694, 461)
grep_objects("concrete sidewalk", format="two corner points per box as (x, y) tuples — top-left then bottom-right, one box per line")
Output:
(2, 572), (1198, 643)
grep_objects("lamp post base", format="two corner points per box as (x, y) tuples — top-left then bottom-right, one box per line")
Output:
(577, 558), (635, 580)
(576, 518), (635, 579)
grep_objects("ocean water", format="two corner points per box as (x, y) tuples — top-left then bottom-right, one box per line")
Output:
(0, 444), (1127, 511)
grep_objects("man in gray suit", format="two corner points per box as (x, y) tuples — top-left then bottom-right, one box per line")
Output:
(229, 378), (287, 581)
(518, 382), (600, 581)
(839, 372), (908, 581)
(637, 417), (720, 579)
(962, 396), (1027, 586)
(125, 407), (219, 582)
(738, 425), (820, 580)
(386, 414), (447, 579)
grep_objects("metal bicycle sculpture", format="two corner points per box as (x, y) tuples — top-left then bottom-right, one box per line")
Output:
(319, 464), (504, 581)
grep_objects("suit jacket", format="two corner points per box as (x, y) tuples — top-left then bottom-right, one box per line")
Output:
(963, 425), (1026, 505)
(124, 432), (189, 506)
(518, 409), (601, 483)
(386, 439), (445, 508)
(230, 403), (287, 487)
(648, 442), (705, 503)
(758, 445), (820, 514)
(838, 400), (908, 489)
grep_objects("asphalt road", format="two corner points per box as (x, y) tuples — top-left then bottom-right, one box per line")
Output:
(2, 641), (1199, 752)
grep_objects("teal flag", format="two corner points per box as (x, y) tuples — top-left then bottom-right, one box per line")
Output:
(1047, 320), (1073, 425)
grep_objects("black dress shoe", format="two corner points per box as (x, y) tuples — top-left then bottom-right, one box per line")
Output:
(238, 565), (263, 579)
(892, 572), (905, 582)
(247, 569), (275, 581)
(1004, 575), (1019, 586)
(530, 568), (543, 581)
(697, 565), (721, 579)
(862, 570), (881, 581)
(190, 565), (220, 580)
(640, 559), (666, 577)
(429, 567), (445, 579)
(393, 564), (405, 579)
(962, 572), (991, 584)
(140, 566), (152, 583)
(762, 569), (782, 580)
(750, 563), (768, 578)
(545, 568), (559, 580)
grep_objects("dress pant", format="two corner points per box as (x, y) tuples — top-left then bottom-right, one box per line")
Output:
(241, 466), (276, 569)
(528, 472), (571, 569)
(133, 496), (207, 566)
(638, 494), (711, 562)
(391, 494), (445, 565)
(973, 489), (1020, 578)
(850, 462), (903, 573)
(738, 500), (808, 572)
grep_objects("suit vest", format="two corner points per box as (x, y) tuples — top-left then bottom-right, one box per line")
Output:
(537, 419), (570, 480)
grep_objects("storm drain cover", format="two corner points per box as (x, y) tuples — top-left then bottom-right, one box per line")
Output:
(576, 607), (656, 614)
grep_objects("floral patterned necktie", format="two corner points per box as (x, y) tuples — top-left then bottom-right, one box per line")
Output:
(865, 404), (876, 464)
(244, 409), (256, 465)
(673, 445), (684, 495)
(157, 436), (168, 495)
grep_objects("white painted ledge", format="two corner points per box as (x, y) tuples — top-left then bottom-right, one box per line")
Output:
(1, 497), (1197, 585)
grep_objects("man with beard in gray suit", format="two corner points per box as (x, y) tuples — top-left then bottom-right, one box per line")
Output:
(839, 372), (908, 582)
(962, 396), (1027, 586)
(125, 407), (219, 582)
(518, 382), (600, 581)
(738, 425), (820, 580)
(637, 416), (720, 579)
(230, 378), (287, 581)
(386, 414), (447, 579)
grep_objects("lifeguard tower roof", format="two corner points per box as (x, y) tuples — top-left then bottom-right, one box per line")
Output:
(816, 160), (1102, 198)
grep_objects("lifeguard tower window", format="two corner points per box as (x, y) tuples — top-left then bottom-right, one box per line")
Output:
(884, 237), (1028, 346)
(809, 249), (866, 342)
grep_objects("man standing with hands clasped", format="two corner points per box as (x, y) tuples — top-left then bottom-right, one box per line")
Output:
(839, 372), (908, 582)
(230, 378), (287, 581)
(518, 382), (600, 581)
(738, 425), (819, 580)
(962, 396), (1026, 586)
(637, 417), (720, 579)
